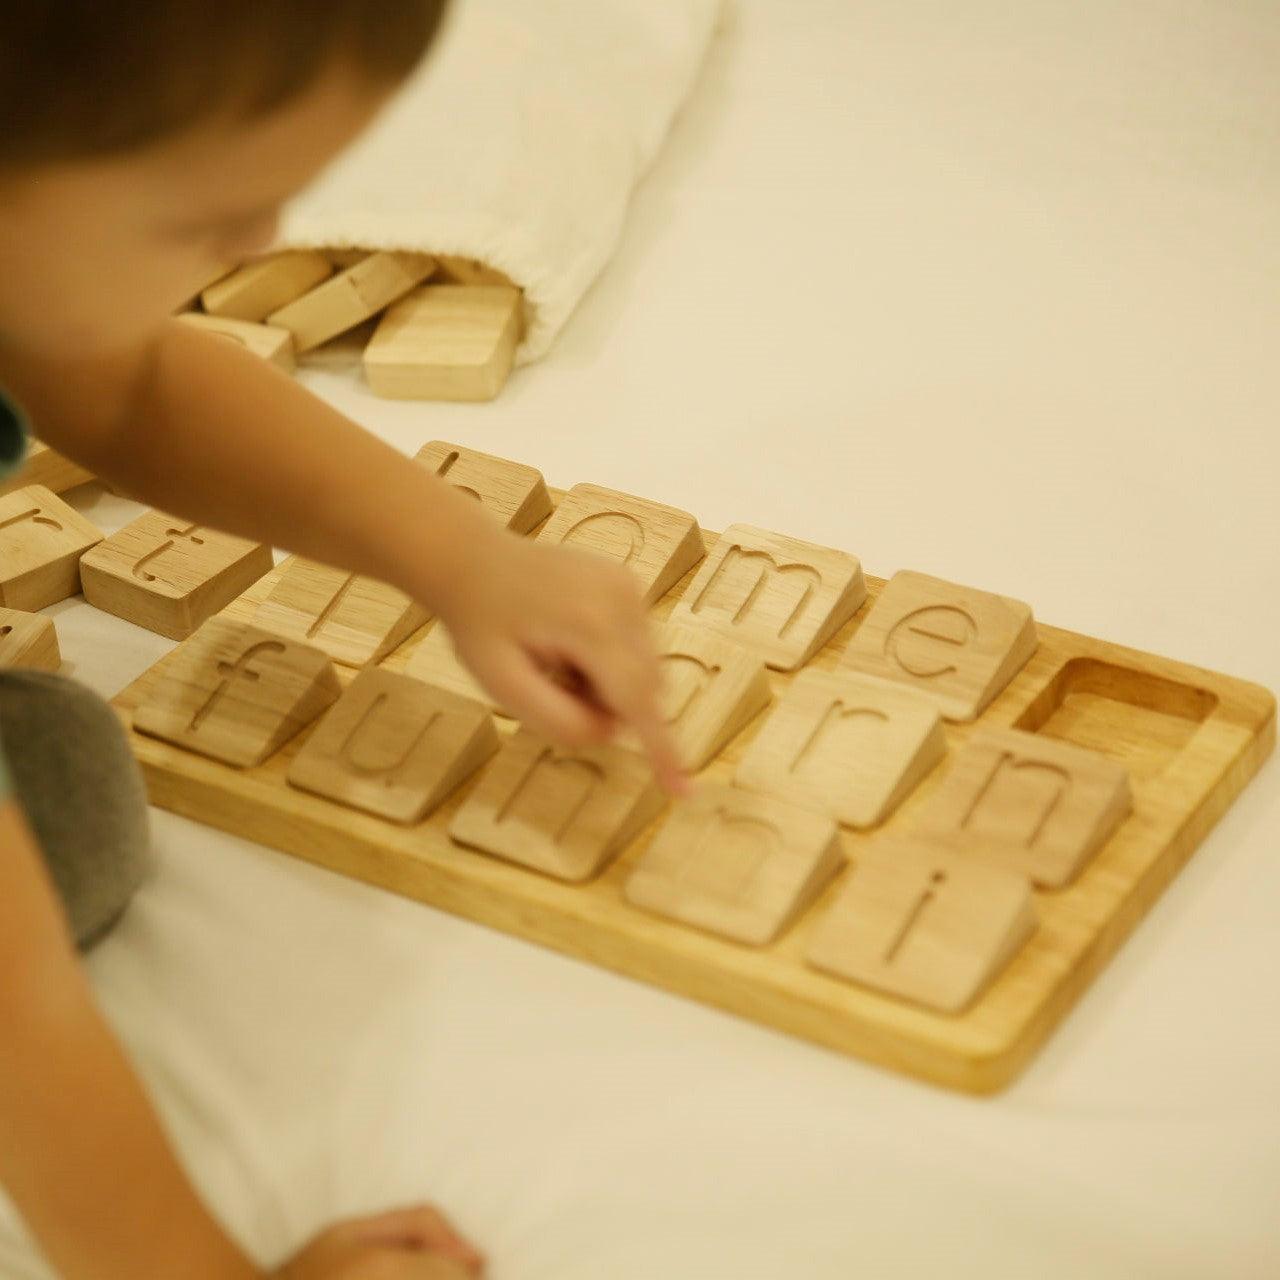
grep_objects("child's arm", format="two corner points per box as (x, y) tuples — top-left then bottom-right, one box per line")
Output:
(0, 799), (484, 1279)
(0, 322), (684, 791)
(0, 798), (260, 1280)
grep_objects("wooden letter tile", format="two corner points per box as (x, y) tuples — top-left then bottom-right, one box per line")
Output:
(288, 668), (499, 824)
(133, 617), (341, 767)
(363, 284), (522, 402)
(176, 312), (297, 370)
(80, 511), (273, 640)
(0, 607), (60, 671)
(805, 835), (1037, 1013)
(405, 624), (506, 715)
(201, 250), (333, 322)
(535, 484), (706, 606)
(449, 728), (664, 881)
(414, 441), (552, 533)
(734, 669), (945, 828)
(616, 621), (772, 770)
(0, 485), (102, 610)
(268, 251), (437, 353)
(0, 440), (93, 498)
(254, 557), (428, 668)
(669, 525), (866, 671)
(842, 570), (1037, 721)
(914, 727), (1132, 888)
(624, 784), (844, 946)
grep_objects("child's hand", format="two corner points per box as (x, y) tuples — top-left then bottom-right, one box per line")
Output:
(272, 1204), (484, 1278)
(434, 527), (689, 795)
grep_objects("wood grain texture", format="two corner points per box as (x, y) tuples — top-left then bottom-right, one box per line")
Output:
(268, 252), (437, 353)
(253, 558), (428, 668)
(616, 621), (772, 771)
(669, 525), (867, 671)
(535, 484), (706, 606)
(734, 668), (946, 828)
(413, 441), (552, 534)
(133, 617), (341, 768)
(0, 485), (103, 610)
(113, 486), (1276, 1094)
(0, 441), (94, 498)
(288, 667), (498, 825)
(0, 607), (60, 671)
(363, 284), (522, 402)
(451, 728), (666, 882)
(843, 569), (1038, 721)
(201, 250), (334, 322)
(404, 623), (505, 715)
(80, 511), (272, 640)
(175, 313), (297, 371)
(806, 833), (1038, 1013)
(625, 784), (844, 946)
(912, 726), (1133, 889)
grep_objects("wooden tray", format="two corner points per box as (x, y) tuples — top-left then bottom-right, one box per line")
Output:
(113, 499), (1276, 1094)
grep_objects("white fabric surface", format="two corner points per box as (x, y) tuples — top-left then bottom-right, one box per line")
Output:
(3, 1), (1279, 1275)
(280, 0), (725, 362)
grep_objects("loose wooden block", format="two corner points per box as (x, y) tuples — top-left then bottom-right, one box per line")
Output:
(79, 511), (273, 640)
(201, 250), (333, 322)
(616, 621), (772, 770)
(669, 525), (867, 671)
(414, 441), (552, 533)
(176, 312), (296, 371)
(176, 262), (235, 311)
(253, 557), (428, 669)
(295, 318), (380, 371)
(437, 255), (512, 287)
(842, 570), (1037, 721)
(268, 251), (437, 353)
(324, 248), (371, 269)
(363, 283), (522, 402)
(0, 607), (60, 671)
(0, 440), (94, 497)
(914, 726), (1132, 888)
(734, 669), (946, 828)
(405, 624), (506, 716)
(0, 485), (103, 610)
(534, 484), (705, 606)
(806, 835), (1037, 1013)
(450, 728), (665, 881)
(288, 667), (499, 824)
(625, 784), (844, 946)
(132, 617), (341, 768)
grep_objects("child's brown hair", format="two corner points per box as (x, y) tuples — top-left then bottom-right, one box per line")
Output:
(0, 1), (450, 167)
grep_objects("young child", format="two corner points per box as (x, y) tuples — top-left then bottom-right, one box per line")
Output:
(0, 4), (685, 1277)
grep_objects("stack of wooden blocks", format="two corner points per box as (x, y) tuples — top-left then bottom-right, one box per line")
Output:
(179, 249), (524, 401)
(2, 441), (1271, 1091)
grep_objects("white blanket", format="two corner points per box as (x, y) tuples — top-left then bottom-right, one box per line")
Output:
(280, 0), (726, 362)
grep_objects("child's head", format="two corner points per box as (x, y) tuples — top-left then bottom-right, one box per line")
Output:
(0, 1), (449, 358)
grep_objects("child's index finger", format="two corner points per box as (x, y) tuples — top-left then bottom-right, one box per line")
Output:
(564, 629), (691, 795)
(623, 692), (691, 797)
